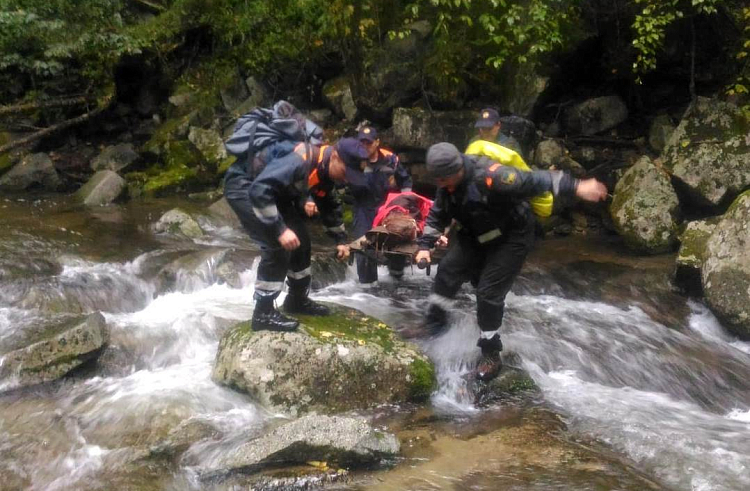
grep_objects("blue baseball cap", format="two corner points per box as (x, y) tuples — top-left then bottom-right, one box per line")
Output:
(357, 126), (378, 142)
(335, 137), (370, 187)
(475, 107), (500, 128)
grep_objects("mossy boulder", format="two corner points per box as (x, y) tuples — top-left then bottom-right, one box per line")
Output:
(90, 143), (139, 173)
(610, 156), (681, 253)
(702, 191), (750, 339)
(674, 218), (719, 295)
(0, 312), (109, 393)
(152, 208), (204, 238)
(212, 304), (436, 415)
(0, 152), (61, 192)
(663, 97), (750, 207)
(0, 132), (16, 176)
(391, 107), (474, 150)
(322, 76), (358, 121)
(563, 96), (628, 136)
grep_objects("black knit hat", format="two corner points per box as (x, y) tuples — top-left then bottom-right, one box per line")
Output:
(426, 142), (464, 178)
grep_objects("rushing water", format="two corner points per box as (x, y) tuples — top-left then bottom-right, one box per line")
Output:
(1, 195), (749, 491)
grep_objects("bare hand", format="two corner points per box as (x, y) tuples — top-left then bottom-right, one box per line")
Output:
(304, 201), (319, 217)
(436, 235), (449, 248)
(336, 244), (350, 261)
(278, 229), (301, 251)
(415, 250), (431, 264)
(576, 178), (608, 202)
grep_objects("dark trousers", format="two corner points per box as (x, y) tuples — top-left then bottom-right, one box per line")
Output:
(353, 204), (379, 283)
(433, 222), (535, 333)
(224, 174), (311, 300)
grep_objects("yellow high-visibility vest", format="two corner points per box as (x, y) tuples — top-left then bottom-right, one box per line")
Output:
(465, 139), (553, 218)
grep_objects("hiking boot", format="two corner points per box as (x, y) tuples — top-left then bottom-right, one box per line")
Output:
(252, 305), (299, 332)
(475, 334), (503, 382)
(282, 294), (330, 316)
(424, 303), (449, 336)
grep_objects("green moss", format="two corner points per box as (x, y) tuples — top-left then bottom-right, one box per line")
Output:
(408, 357), (436, 400)
(217, 155), (237, 176)
(298, 304), (395, 352)
(143, 114), (191, 155)
(0, 132), (13, 176)
(342, 205), (353, 227)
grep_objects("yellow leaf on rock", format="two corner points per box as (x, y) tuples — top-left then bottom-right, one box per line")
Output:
(320, 331), (332, 338)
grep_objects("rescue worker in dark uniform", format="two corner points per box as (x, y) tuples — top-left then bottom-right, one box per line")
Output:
(471, 107), (537, 162)
(415, 142), (608, 382)
(224, 138), (368, 332)
(350, 126), (413, 283)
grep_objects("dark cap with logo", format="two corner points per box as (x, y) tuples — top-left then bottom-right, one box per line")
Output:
(474, 107), (500, 128)
(357, 126), (378, 142)
(426, 142), (464, 178)
(335, 137), (370, 186)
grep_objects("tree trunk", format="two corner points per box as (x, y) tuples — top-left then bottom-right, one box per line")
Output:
(0, 96), (91, 116)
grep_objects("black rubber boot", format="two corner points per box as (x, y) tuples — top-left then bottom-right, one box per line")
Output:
(282, 289), (330, 316)
(424, 303), (449, 336)
(252, 297), (299, 332)
(475, 334), (503, 382)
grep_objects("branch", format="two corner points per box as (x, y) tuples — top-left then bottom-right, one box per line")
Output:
(0, 95), (114, 155)
(0, 96), (92, 116)
(129, 0), (166, 12)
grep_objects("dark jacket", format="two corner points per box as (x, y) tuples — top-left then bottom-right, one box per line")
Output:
(348, 148), (413, 209)
(247, 143), (346, 243)
(418, 155), (578, 249)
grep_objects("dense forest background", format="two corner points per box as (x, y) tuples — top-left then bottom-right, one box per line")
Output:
(0, 0), (747, 150)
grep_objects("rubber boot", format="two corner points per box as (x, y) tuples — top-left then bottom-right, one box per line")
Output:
(252, 296), (299, 332)
(475, 334), (503, 382)
(282, 287), (330, 316)
(424, 303), (449, 336)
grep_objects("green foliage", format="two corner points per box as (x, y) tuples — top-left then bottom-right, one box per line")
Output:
(726, 6), (749, 112)
(631, 0), (721, 83)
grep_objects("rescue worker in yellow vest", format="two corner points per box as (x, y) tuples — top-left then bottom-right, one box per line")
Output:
(466, 108), (554, 220)
(415, 142), (608, 382)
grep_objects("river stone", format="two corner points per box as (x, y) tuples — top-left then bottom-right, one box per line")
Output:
(534, 139), (565, 169)
(322, 76), (358, 121)
(0, 152), (60, 191)
(391, 107), (474, 150)
(212, 304), (436, 415)
(90, 143), (139, 172)
(198, 413), (399, 477)
(564, 95), (628, 136)
(0, 312), (109, 392)
(610, 156), (680, 254)
(230, 77), (270, 118)
(152, 208), (204, 238)
(207, 197), (241, 228)
(188, 126), (227, 165)
(663, 97), (750, 207)
(649, 114), (676, 154)
(702, 191), (750, 339)
(499, 61), (549, 118)
(674, 218), (719, 295)
(75, 170), (126, 206)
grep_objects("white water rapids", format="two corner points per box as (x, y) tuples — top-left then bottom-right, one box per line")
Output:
(1, 198), (749, 491)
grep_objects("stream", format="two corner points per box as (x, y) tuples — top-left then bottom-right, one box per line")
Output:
(1, 195), (749, 491)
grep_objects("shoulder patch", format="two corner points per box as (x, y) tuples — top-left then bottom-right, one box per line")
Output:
(500, 170), (517, 185)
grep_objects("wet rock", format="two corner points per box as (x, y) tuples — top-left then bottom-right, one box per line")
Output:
(90, 143), (139, 172)
(0, 312), (109, 392)
(499, 62), (549, 118)
(75, 170), (127, 206)
(534, 139), (566, 169)
(231, 76), (271, 118)
(212, 304), (436, 415)
(150, 418), (222, 458)
(702, 191), (750, 339)
(675, 218), (719, 295)
(564, 95), (628, 136)
(649, 114), (676, 154)
(188, 127), (227, 164)
(610, 156), (680, 254)
(322, 76), (358, 121)
(156, 248), (232, 292)
(220, 71), (250, 112)
(207, 197), (242, 228)
(663, 97), (750, 208)
(474, 352), (539, 405)
(555, 155), (586, 178)
(198, 414), (399, 478)
(310, 252), (348, 290)
(152, 208), (204, 238)
(0, 153), (60, 191)
(307, 108), (334, 127)
(391, 108), (474, 150)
